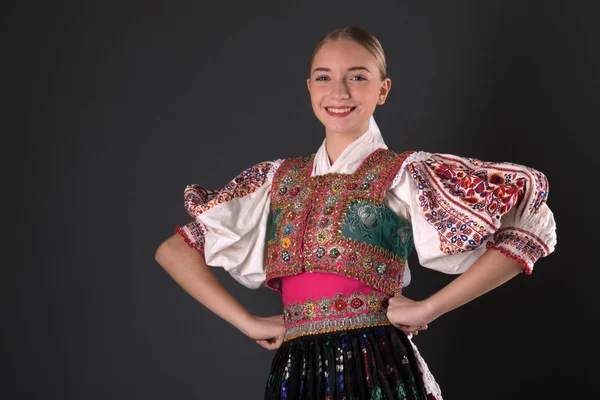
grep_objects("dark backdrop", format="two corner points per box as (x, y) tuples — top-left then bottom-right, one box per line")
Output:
(5, 1), (598, 399)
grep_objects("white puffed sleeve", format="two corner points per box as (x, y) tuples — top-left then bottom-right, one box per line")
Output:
(388, 151), (557, 276)
(175, 160), (283, 289)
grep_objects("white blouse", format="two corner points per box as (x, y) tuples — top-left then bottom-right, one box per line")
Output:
(177, 117), (557, 289)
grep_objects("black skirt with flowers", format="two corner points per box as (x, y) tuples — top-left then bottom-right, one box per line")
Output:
(264, 325), (429, 400)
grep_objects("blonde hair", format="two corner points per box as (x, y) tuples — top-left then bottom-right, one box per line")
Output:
(309, 26), (387, 80)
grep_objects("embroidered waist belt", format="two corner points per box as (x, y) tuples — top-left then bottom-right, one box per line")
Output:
(283, 291), (392, 341)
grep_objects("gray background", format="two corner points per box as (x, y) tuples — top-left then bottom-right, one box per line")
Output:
(5, 0), (598, 399)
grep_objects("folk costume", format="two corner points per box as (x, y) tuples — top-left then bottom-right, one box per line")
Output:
(176, 117), (557, 399)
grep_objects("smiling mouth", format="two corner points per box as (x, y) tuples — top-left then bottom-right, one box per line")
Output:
(325, 106), (357, 117)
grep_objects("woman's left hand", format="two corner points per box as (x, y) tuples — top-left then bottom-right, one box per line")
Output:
(386, 295), (434, 335)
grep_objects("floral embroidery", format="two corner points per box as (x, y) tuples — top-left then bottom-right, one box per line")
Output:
(184, 162), (274, 217)
(183, 186), (219, 216)
(462, 155), (549, 216)
(265, 149), (414, 295)
(180, 161), (278, 255)
(410, 154), (548, 256)
(283, 291), (390, 326)
(527, 168), (549, 216)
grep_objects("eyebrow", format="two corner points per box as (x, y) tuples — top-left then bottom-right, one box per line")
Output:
(311, 66), (371, 75)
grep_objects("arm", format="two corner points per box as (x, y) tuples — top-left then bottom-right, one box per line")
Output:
(425, 248), (522, 320)
(155, 233), (285, 349)
(387, 248), (523, 332)
(387, 154), (556, 333)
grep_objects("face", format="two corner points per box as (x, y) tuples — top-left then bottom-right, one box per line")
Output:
(307, 39), (391, 138)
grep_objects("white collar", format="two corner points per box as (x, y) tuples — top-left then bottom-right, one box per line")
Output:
(312, 116), (388, 176)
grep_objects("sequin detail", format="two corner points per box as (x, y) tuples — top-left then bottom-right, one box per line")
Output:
(265, 149), (414, 295)
(283, 291), (390, 326)
(284, 313), (391, 341)
(265, 325), (429, 399)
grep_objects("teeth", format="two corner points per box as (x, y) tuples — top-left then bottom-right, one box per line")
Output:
(327, 107), (352, 113)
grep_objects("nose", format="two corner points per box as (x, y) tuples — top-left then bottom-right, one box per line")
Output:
(330, 79), (350, 100)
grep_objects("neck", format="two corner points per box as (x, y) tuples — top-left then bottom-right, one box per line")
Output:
(325, 122), (369, 165)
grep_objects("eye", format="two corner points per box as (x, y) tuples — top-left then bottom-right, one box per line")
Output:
(315, 76), (330, 81)
(350, 75), (367, 81)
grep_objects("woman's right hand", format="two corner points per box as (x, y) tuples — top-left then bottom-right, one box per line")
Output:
(241, 314), (286, 350)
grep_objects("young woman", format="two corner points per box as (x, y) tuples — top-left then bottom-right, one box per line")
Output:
(155, 26), (557, 400)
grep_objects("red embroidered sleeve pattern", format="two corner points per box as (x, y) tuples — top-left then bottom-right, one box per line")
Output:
(183, 186), (220, 217)
(184, 162), (274, 217)
(461, 156), (549, 217)
(524, 167), (549, 215)
(484, 164), (551, 273)
(486, 228), (550, 274)
(410, 154), (548, 257)
(175, 221), (207, 255)
(175, 161), (276, 255)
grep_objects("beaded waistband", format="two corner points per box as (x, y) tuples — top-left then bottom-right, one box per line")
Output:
(282, 291), (391, 341)
(284, 313), (391, 341)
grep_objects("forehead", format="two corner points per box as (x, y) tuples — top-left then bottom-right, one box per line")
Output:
(312, 40), (376, 69)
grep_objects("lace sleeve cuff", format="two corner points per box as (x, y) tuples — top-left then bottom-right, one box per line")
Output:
(175, 220), (207, 255)
(486, 227), (551, 274)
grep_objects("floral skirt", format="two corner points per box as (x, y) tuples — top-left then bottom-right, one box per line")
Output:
(264, 325), (429, 400)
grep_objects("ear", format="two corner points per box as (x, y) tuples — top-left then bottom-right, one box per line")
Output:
(306, 78), (312, 94)
(377, 78), (392, 105)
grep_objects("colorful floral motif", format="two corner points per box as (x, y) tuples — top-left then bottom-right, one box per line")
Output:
(283, 291), (390, 327)
(462, 155), (549, 216)
(184, 162), (274, 217)
(265, 149), (414, 295)
(410, 154), (548, 255)
(178, 162), (276, 254)
(183, 186), (220, 216)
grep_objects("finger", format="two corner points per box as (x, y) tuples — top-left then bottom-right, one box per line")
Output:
(273, 337), (284, 350)
(257, 337), (283, 350)
(257, 339), (273, 347)
(389, 295), (409, 304)
(264, 340), (281, 350)
(256, 340), (271, 349)
(394, 325), (416, 334)
(401, 325), (422, 334)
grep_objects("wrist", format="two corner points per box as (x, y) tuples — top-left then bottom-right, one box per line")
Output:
(233, 312), (257, 337)
(422, 297), (444, 323)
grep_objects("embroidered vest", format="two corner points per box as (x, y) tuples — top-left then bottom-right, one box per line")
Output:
(265, 149), (414, 295)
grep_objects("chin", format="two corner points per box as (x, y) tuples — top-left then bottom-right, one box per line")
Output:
(322, 118), (363, 135)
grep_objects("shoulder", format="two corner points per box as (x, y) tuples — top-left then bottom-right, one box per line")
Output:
(383, 149), (433, 165)
(405, 151), (549, 222)
(184, 158), (285, 217)
(277, 154), (315, 166)
(271, 154), (315, 177)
